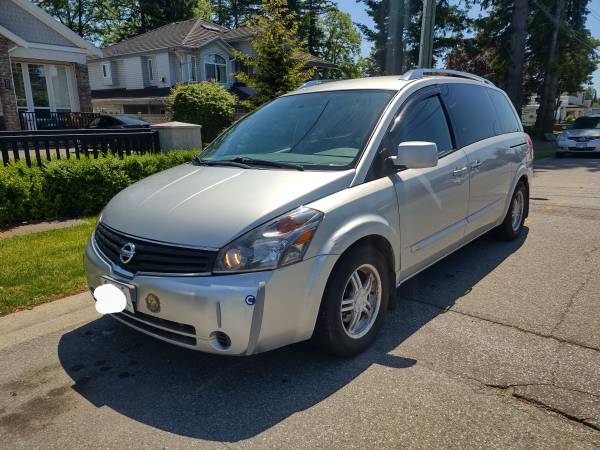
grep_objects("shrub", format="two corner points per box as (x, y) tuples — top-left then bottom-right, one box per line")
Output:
(0, 151), (199, 228)
(168, 81), (236, 142)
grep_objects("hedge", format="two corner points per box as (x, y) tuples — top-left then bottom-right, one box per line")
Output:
(0, 151), (199, 228)
(168, 81), (236, 142)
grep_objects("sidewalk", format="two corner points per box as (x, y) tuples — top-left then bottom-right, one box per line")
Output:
(0, 219), (87, 239)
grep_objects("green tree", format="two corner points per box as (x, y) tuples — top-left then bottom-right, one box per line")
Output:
(234, 0), (316, 108)
(35, 0), (106, 41)
(318, 8), (362, 78)
(285, 0), (334, 55)
(210, 0), (261, 27)
(357, 0), (470, 75)
(193, 0), (213, 20)
(535, 0), (599, 132)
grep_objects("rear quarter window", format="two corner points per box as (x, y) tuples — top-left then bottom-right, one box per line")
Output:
(441, 83), (498, 147)
(487, 89), (521, 134)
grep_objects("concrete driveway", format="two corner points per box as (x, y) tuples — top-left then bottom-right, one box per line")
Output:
(1, 157), (599, 449)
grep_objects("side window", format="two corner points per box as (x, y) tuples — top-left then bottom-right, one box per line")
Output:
(487, 89), (521, 134)
(390, 95), (453, 156)
(442, 83), (498, 147)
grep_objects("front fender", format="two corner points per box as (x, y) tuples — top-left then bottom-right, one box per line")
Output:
(305, 176), (401, 282)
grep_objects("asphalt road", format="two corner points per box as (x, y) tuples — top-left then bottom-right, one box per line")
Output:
(1, 156), (599, 449)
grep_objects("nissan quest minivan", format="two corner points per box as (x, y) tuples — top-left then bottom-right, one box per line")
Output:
(84, 69), (533, 356)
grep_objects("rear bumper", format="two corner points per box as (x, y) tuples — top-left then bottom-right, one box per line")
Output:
(84, 234), (337, 355)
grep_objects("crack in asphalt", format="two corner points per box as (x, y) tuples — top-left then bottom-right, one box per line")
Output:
(550, 246), (599, 336)
(511, 392), (600, 432)
(406, 357), (600, 433)
(402, 297), (600, 353)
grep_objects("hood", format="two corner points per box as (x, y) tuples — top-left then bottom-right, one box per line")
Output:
(100, 163), (354, 248)
(565, 128), (600, 138)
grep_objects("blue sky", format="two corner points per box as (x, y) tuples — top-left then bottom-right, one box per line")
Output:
(337, 0), (600, 92)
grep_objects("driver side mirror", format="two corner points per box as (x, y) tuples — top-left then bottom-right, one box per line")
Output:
(391, 141), (438, 169)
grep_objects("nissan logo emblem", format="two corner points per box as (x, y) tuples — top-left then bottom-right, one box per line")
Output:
(119, 243), (136, 264)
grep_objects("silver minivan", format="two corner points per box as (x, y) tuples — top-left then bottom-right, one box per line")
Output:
(85, 69), (533, 356)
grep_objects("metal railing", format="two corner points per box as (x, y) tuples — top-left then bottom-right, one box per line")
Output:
(18, 111), (101, 130)
(0, 128), (160, 166)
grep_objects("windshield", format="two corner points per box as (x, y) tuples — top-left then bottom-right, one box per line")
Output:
(571, 117), (600, 130)
(201, 90), (395, 170)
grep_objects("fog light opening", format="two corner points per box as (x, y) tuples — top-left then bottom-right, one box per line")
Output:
(210, 331), (231, 350)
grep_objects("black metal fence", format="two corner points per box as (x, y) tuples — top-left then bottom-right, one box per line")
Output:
(19, 111), (101, 130)
(0, 128), (161, 166)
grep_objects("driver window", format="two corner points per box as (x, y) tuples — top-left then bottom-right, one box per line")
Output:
(390, 95), (453, 157)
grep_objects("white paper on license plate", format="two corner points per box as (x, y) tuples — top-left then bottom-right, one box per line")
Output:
(101, 276), (136, 313)
(576, 142), (587, 148)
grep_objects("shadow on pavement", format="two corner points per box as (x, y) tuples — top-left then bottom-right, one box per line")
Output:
(58, 228), (527, 441)
(534, 154), (600, 173)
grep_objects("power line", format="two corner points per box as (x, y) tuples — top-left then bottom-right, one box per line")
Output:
(530, 0), (599, 55)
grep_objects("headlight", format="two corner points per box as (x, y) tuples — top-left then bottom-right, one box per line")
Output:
(213, 206), (324, 273)
(557, 133), (568, 142)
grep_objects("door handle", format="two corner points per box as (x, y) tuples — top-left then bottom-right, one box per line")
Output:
(470, 160), (482, 170)
(452, 166), (468, 177)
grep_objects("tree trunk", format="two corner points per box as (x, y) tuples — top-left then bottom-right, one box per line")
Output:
(505, 0), (528, 117)
(535, 0), (564, 133)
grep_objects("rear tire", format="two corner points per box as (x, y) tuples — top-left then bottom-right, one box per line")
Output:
(311, 246), (390, 357)
(495, 181), (527, 241)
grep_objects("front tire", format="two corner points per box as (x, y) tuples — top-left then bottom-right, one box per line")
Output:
(311, 246), (390, 356)
(495, 181), (527, 241)
(556, 151), (566, 158)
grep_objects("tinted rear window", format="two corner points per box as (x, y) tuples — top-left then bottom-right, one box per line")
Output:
(571, 117), (600, 129)
(441, 84), (498, 147)
(487, 89), (521, 134)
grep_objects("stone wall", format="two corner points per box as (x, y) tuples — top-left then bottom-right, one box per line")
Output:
(74, 63), (93, 112)
(0, 36), (20, 130)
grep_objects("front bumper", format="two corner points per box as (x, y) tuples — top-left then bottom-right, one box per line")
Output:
(84, 235), (337, 355)
(557, 140), (600, 153)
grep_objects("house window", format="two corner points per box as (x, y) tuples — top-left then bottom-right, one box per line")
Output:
(102, 63), (111, 79)
(28, 64), (50, 110)
(50, 65), (71, 111)
(186, 55), (198, 82)
(10, 62), (75, 113)
(205, 54), (227, 83)
(147, 59), (154, 81)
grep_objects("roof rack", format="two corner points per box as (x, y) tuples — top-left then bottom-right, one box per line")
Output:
(400, 69), (495, 86)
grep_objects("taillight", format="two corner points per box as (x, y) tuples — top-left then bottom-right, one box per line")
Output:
(525, 134), (534, 159)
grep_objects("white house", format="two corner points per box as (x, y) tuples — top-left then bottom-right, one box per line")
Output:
(87, 19), (335, 120)
(522, 92), (593, 126)
(0, 0), (101, 130)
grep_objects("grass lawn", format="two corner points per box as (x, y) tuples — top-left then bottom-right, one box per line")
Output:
(0, 218), (96, 316)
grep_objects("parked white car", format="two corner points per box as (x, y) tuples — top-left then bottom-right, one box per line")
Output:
(84, 69), (533, 356)
(556, 115), (600, 157)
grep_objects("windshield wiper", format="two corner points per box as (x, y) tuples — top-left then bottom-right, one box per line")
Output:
(193, 158), (252, 169)
(231, 157), (305, 171)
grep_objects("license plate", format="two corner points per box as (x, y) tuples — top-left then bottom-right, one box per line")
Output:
(101, 276), (136, 313)
(576, 142), (588, 148)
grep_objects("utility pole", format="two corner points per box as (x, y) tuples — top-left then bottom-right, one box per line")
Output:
(418, 0), (436, 68)
(385, 0), (402, 74)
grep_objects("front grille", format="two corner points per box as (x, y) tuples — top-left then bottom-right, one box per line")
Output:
(572, 136), (599, 142)
(94, 222), (217, 275)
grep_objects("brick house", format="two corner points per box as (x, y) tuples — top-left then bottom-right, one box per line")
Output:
(0, 0), (101, 130)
